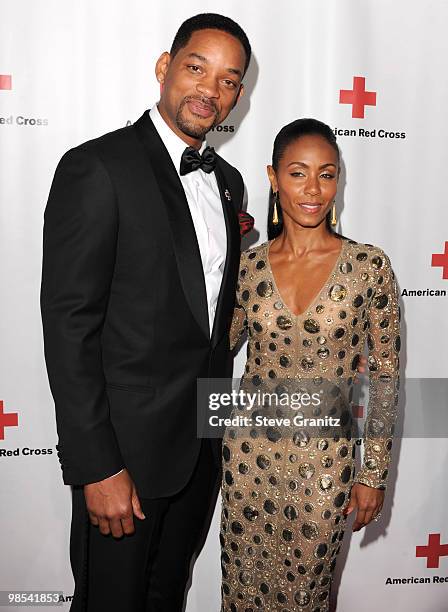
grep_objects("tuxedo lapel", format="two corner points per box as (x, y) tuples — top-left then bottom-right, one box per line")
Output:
(211, 159), (241, 348)
(133, 111), (210, 340)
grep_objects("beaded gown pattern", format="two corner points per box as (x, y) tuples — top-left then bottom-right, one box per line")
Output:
(220, 238), (400, 611)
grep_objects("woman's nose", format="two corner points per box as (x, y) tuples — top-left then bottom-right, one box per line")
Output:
(304, 176), (321, 196)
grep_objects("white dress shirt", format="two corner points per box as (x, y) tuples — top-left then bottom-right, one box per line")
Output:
(108, 104), (227, 480)
(149, 103), (227, 336)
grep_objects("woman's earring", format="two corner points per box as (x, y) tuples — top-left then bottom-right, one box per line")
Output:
(273, 192), (279, 225)
(330, 200), (337, 226)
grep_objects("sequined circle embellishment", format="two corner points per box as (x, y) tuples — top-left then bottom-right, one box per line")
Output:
(374, 294), (389, 309)
(304, 318), (320, 334)
(256, 455), (271, 470)
(243, 506), (259, 522)
(340, 262), (353, 274)
(277, 315), (293, 330)
(298, 463), (315, 479)
(317, 347), (330, 359)
(301, 357), (314, 370)
(329, 284), (347, 301)
(302, 522), (319, 540)
(263, 499), (279, 515)
(256, 281), (274, 298)
(318, 475), (333, 491)
(294, 590), (311, 606)
(371, 255), (383, 269)
(284, 505), (299, 521)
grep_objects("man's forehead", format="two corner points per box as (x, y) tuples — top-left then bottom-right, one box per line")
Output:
(175, 29), (245, 64)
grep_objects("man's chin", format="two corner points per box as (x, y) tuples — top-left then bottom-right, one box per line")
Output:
(176, 111), (218, 140)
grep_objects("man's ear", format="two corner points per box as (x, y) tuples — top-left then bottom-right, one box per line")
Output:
(155, 51), (171, 88)
(231, 83), (245, 109)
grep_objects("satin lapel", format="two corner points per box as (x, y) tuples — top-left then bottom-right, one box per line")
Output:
(133, 111), (210, 340)
(211, 159), (241, 348)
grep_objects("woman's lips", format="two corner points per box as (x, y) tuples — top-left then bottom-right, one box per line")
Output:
(298, 202), (322, 214)
(187, 100), (215, 118)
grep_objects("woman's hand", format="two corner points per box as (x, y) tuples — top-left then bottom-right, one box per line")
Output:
(344, 482), (384, 531)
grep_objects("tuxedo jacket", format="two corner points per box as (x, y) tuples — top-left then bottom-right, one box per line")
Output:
(40, 110), (243, 498)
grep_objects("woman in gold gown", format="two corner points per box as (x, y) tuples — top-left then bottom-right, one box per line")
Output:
(220, 119), (400, 611)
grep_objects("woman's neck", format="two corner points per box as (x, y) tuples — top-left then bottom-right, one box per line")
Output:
(274, 219), (339, 256)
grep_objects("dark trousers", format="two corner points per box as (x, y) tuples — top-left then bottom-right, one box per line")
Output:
(69, 439), (220, 612)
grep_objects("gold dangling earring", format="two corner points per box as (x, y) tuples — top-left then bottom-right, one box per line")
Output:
(272, 192), (279, 225)
(330, 200), (337, 226)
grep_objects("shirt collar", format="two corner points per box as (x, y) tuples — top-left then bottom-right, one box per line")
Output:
(149, 104), (207, 175)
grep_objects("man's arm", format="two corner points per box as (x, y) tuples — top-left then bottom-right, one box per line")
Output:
(40, 146), (124, 486)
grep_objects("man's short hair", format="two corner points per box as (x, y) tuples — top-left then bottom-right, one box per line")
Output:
(170, 13), (252, 75)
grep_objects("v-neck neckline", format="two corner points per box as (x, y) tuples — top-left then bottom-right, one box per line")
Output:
(265, 237), (346, 320)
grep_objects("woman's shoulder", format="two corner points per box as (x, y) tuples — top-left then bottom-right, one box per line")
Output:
(342, 237), (393, 267)
(240, 240), (270, 263)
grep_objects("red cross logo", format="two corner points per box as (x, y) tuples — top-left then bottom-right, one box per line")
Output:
(352, 404), (364, 418)
(0, 400), (18, 440)
(0, 75), (12, 90)
(416, 533), (448, 569)
(431, 242), (448, 279)
(339, 76), (376, 119)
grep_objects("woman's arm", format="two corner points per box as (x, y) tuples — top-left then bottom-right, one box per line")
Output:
(229, 254), (249, 351)
(353, 248), (401, 491)
(229, 300), (247, 351)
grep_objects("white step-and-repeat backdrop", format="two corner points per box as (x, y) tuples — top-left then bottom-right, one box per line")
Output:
(1, 1), (447, 610)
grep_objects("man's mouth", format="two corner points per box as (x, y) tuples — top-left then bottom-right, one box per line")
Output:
(186, 98), (216, 119)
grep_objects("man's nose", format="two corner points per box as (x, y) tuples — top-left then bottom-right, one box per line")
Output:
(196, 74), (219, 98)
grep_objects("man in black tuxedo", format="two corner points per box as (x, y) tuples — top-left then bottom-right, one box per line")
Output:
(40, 13), (251, 611)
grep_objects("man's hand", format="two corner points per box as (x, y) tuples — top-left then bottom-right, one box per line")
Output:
(344, 482), (384, 531)
(354, 354), (368, 380)
(84, 469), (146, 538)
(357, 354), (367, 374)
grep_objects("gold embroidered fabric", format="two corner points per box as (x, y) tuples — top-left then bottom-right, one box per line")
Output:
(220, 237), (400, 611)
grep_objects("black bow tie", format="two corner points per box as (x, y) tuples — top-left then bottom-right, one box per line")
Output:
(180, 145), (217, 175)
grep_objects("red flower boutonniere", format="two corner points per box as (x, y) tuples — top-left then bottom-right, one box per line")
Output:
(238, 211), (255, 236)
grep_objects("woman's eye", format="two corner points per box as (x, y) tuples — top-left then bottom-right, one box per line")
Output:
(321, 173), (335, 179)
(290, 172), (305, 177)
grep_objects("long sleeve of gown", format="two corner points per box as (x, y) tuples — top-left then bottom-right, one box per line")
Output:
(353, 249), (401, 490)
(229, 260), (248, 351)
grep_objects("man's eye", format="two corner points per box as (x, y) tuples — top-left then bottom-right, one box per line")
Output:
(223, 80), (237, 88)
(187, 65), (201, 72)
